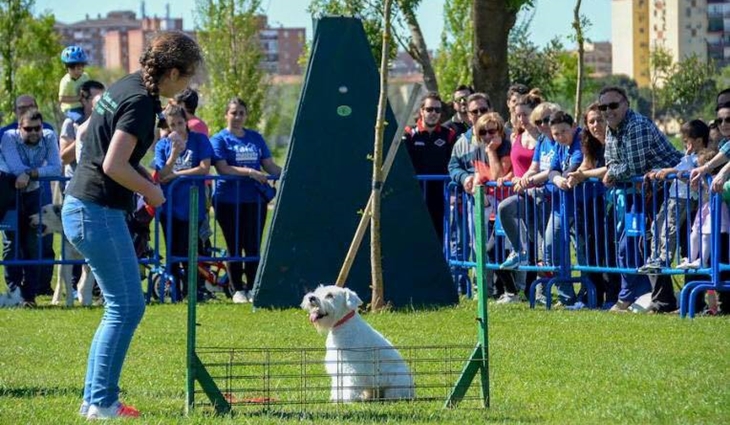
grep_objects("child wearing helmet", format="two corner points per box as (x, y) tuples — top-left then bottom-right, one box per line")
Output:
(59, 45), (90, 123)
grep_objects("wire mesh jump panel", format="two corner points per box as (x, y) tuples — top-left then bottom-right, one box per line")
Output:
(193, 344), (484, 415)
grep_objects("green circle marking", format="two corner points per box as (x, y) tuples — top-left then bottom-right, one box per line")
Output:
(337, 105), (352, 117)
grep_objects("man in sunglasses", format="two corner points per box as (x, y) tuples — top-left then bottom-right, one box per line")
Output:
(599, 85), (683, 313)
(0, 95), (55, 138)
(403, 92), (457, 243)
(442, 84), (473, 139)
(0, 109), (61, 308)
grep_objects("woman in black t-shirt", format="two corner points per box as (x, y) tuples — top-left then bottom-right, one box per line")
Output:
(62, 32), (202, 420)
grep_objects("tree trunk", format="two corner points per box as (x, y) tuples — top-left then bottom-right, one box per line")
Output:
(573, 0), (584, 119)
(398, 1), (439, 93)
(472, 0), (518, 118)
(371, 0), (393, 312)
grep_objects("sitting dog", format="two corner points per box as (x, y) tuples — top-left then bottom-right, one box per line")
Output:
(30, 204), (95, 306)
(301, 285), (415, 402)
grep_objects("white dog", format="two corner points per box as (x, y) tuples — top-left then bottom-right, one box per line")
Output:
(30, 204), (95, 307)
(300, 285), (415, 402)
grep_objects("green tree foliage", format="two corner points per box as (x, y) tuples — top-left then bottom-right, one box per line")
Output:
(649, 47), (673, 120)
(308, 0), (397, 67)
(659, 54), (717, 122)
(0, 0), (63, 126)
(433, 0), (472, 97)
(195, 0), (274, 135)
(308, 0), (439, 92)
(507, 13), (564, 99)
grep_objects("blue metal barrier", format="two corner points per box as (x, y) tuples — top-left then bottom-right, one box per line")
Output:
(154, 174), (277, 303)
(3, 172), (729, 316)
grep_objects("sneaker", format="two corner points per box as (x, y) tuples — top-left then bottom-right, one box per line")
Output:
(244, 289), (253, 303)
(637, 259), (662, 274)
(0, 287), (23, 308)
(232, 290), (249, 304)
(499, 252), (526, 270)
(609, 300), (631, 313)
(79, 401), (89, 417)
(677, 258), (700, 270)
(20, 300), (37, 309)
(87, 401), (140, 419)
(495, 293), (520, 304)
(565, 301), (586, 310)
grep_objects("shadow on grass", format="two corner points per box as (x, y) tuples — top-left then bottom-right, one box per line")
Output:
(190, 402), (544, 423)
(0, 385), (80, 398)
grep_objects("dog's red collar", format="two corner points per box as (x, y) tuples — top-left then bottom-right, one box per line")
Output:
(333, 310), (356, 328)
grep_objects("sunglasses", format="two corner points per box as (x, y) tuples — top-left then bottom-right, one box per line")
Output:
(478, 128), (499, 136)
(455, 97), (467, 104)
(22, 125), (42, 132)
(717, 117), (730, 125)
(423, 107), (442, 113)
(468, 107), (490, 115)
(598, 102), (622, 111)
(533, 118), (550, 126)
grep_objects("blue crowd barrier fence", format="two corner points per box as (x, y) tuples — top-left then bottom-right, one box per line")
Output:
(1, 173), (728, 317)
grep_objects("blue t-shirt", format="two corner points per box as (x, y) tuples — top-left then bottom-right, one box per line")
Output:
(154, 131), (213, 220)
(532, 133), (557, 172)
(549, 128), (583, 208)
(210, 128), (272, 204)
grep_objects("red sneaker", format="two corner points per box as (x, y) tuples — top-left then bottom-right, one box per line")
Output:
(87, 401), (140, 419)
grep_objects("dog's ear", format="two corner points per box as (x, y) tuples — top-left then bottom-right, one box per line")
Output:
(344, 288), (363, 310)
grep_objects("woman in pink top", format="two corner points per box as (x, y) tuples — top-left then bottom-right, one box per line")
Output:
(508, 90), (543, 179)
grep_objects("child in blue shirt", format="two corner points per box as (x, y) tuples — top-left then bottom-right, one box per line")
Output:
(153, 104), (213, 298)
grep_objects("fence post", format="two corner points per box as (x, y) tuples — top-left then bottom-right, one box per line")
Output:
(445, 184), (490, 408)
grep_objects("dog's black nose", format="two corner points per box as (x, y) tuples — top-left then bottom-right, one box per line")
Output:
(309, 296), (317, 303)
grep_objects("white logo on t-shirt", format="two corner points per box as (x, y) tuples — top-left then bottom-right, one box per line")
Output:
(234, 145), (259, 164)
(173, 150), (194, 171)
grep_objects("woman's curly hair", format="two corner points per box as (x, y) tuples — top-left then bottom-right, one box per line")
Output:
(139, 32), (203, 127)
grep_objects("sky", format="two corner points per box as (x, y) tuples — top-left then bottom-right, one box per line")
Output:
(34, 0), (611, 49)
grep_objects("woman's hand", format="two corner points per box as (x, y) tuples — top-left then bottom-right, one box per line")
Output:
(248, 168), (269, 184)
(553, 175), (569, 191)
(711, 171), (728, 193)
(169, 131), (186, 156)
(689, 165), (707, 188)
(566, 170), (585, 188)
(463, 175), (475, 195)
(486, 137), (502, 152)
(144, 184), (166, 208)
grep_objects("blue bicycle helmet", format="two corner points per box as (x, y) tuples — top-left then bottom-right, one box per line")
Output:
(60, 45), (88, 65)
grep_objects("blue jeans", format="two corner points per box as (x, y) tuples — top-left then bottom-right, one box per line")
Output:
(62, 195), (145, 407)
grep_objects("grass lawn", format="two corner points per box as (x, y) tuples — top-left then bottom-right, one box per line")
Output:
(0, 297), (728, 424)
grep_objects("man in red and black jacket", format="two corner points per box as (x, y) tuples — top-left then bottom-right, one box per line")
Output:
(403, 92), (456, 243)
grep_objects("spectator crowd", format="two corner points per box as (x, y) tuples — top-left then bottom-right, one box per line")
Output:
(1, 42), (729, 318)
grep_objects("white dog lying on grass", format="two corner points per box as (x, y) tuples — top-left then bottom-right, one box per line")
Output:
(301, 285), (415, 402)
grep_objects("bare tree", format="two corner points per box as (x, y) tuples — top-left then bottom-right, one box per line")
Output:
(370, 0), (393, 311)
(572, 0), (585, 119)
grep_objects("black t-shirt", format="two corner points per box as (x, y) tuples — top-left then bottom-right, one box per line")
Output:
(403, 123), (457, 175)
(66, 71), (156, 211)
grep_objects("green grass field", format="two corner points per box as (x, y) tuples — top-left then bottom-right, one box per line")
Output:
(0, 297), (728, 424)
